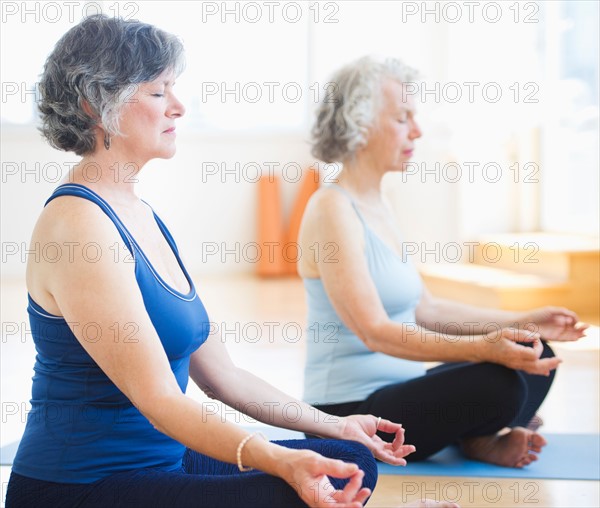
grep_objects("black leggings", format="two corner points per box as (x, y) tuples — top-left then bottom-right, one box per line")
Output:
(5, 439), (377, 508)
(313, 342), (556, 461)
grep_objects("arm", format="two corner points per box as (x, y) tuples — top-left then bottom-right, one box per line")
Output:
(37, 197), (369, 507)
(301, 189), (559, 375)
(189, 331), (414, 465)
(416, 287), (524, 334)
(417, 280), (589, 341)
(189, 332), (343, 437)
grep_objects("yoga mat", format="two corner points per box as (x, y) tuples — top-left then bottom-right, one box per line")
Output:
(377, 434), (600, 481)
(234, 429), (600, 480)
(256, 175), (287, 277)
(285, 167), (320, 276)
(0, 441), (19, 466)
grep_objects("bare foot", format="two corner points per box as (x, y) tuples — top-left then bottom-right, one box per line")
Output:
(460, 427), (547, 468)
(404, 500), (460, 508)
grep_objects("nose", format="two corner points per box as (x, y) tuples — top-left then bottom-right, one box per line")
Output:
(409, 118), (422, 140)
(168, 93), (186, 118)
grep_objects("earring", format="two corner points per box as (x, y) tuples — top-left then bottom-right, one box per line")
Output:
(103, 132), (111, 150)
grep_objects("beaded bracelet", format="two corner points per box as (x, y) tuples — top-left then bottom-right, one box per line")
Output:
(236, 432), (267, 472)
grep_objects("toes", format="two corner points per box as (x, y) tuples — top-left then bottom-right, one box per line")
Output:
(517, 452), (538, 467)
(527, 438), (543, 453)
(532, 432), (547, 447)
(516, 458), (530, 467)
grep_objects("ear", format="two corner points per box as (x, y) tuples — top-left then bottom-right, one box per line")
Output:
(80, 99), (98, 120)
(80, 100), (108, 139)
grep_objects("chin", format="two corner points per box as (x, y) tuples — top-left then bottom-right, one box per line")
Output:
(387, 162), (409, 173)
(399, 157), (416, 170)
(156, 148), (177, 159)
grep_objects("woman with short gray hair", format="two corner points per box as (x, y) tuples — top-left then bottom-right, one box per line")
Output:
(6, 17), (431, 508)
(311, 56), (419, 165)
(300, 55), (588, 469)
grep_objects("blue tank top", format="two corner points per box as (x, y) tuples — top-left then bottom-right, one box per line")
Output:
(12, 183), (211, 483)
(303, 184), (426, 405)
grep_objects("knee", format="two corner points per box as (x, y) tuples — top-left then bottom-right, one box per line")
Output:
(541, 340), (556, 359)
(349, 441), (378, 493)
(330, 440), (378, 493)
(476, 363), (528, 413)
(483, 362), (526, 393)
(541, 341), (558, 380)
(277, 439), (378, 493)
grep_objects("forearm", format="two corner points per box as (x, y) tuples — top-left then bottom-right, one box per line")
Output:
(207, 368), (345, 439)
(416, 297), (525, 334)
(141, 391), (294, 477)
(365, 319), (487, 363)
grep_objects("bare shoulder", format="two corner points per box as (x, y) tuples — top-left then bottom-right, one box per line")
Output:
(27, 195), (132, 313)
(34, 194), (124, 244)
(298, 186), (364, 278)
(302, 185), (361, 233)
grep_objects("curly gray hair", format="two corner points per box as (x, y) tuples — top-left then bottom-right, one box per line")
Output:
(38, 14), (185, 156)
(311, 56), (419, 163)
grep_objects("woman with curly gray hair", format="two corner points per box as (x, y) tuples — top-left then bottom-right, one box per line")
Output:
(5, 16), (431, 508)
(299, 55), (587, 469)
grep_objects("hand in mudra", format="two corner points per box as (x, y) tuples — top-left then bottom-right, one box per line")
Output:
(340, 415), (416, 466)
(484, 327), (561, 376)
(521, 306), (589, 341)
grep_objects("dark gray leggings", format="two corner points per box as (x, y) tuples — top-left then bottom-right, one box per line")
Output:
(313, 342), (556, 461)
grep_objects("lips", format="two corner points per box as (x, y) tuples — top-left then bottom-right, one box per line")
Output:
(163, 127), (176, 133)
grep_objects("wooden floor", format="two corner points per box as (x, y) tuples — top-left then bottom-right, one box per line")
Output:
(369, 476), (600, 507)
(1, 274), (598, 507)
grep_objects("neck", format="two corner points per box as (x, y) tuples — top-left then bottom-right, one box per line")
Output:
(337, 152), (386, 205)
(66, 149), (145, 202)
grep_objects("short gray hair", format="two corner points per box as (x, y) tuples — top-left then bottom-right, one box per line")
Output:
(38, 14), (185, 156)
(311, 56), (419, 163)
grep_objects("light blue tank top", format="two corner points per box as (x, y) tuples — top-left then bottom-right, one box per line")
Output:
(303, 184), (426, 405)
(12, 184), (211, 483)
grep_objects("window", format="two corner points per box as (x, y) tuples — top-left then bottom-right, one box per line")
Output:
(539, 1), (599, 234)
